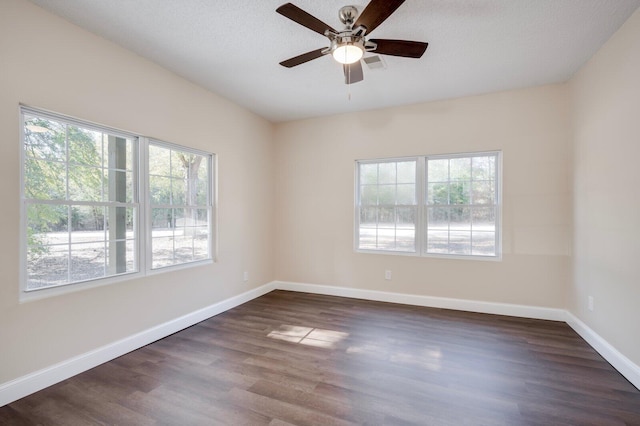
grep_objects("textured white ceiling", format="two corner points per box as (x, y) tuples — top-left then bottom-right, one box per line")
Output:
(28, 0), (640, 122)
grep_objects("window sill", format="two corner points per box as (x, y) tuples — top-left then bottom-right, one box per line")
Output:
(355, 248), (502, 262)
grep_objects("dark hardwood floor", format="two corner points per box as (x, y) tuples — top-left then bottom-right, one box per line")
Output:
(2, 290), (640, 425)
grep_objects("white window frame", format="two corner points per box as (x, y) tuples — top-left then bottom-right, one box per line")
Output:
(19, 106), (216, 302)
(355, 151), (502, 260)
(354, 157), (422, 255)
(145, 139), (215, 272)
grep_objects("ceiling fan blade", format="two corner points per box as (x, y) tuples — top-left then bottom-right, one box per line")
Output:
(276, 3), (337, 36)
(280, 48), (327, 68)
(354, 0), (405, 35)
(343, 61), (364, 85)
(370, 39), (428, 58)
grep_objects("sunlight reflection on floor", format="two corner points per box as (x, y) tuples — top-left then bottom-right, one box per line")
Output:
(267, 324), (349, 349)
(267, 324), (442, 371)
(347, 343), (443, 371)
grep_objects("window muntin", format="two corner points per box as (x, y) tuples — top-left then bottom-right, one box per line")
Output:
(21, 107), (216, 297)
(355, 152), (500, 259)
(357, 159), (418, 252)
(23, 111), (138, 291)
(148, 142), (212, 269)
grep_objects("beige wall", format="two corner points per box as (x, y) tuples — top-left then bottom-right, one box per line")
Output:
(0, 0), (275, 383)
(274, 85), (571, 307)
(570, 8), (640, 366)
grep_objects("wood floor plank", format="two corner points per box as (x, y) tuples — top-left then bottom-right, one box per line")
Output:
(1, 290), (639, 425)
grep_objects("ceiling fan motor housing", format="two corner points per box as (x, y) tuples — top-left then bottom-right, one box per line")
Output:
(339, 5), (358, 27)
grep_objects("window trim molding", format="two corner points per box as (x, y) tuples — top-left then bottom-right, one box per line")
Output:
(354, 150), (502, 261)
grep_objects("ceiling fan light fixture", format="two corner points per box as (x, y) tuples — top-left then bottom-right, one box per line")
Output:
(332, 42), (364, 64)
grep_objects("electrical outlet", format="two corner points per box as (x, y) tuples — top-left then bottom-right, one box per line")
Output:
(243, 271), (249, 282)
(588, 296), (594, 312)
(385, 270), (392, 280)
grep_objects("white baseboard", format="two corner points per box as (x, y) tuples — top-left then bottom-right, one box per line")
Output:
(2, 280), (638, 407)
(0, 281), (277, 407)
(565, 312), (640, 390)
(274, 281), (566, 321)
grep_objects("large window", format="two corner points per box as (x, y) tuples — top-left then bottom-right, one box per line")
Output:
(20, 107), (215, 297)
(356, 152), (501, 258)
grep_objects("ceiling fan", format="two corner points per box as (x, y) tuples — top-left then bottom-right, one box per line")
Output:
(276, 0), (428, 85)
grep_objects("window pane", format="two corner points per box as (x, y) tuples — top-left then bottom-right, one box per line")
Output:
(176, 153), (207, 204)
(427, 183), (448, 205)
(378, 206), (395, 227)
(472, 232), (496, 256)
(376, 228), (396, 250)
(149, 144), (171, 176)
(360, 185), (377, 205)
(427, 206), (449, 230)
(378, 185), (395, 205)
(171, 151), (187, 177)
(104, 170), (133, 203)
(193, 231), (209, 261)
(196, 165), (209, 205)
(104, 135), (135, 171)
(428, 159), (448, 182)
(378, 162), (396, 184)
(358, 226), (377, 250)
(472, 207), (496, 232)
(449, 231), (471, 255)
(360, 163), (378, 185)
(106, 240), (136, 273)
(396, 184), (416, 205)
(472, 181), (494, 205)
(172, 177), (187, 205)
(70, 242), (106, 282)
(449, 181), (470, 205)
(151, 237), (174, 269)
(450, 207), (471, 231)
(69, 165), (102, 201)
(150, 175), (172, 204)
(68, 127), (102, 167)
(472, 156), (496, 181)
(71, 206), (104, 243)
(152, 208), (174, 231)
(25, 158), (66, 200)
(27, 244), (69, 290)
(27, 203), (68, 245)
(397, 161), (416, 184)
(24, 115), (66, 162)
(396, 207), (416, 252)
(449, 157), (471, 180)
(360, 206), (377, 226)
(105, 206), (135, 234)
(427, 230), (448, 254)
(396, 206), (416, 227)
(174, 236), (195, 263)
